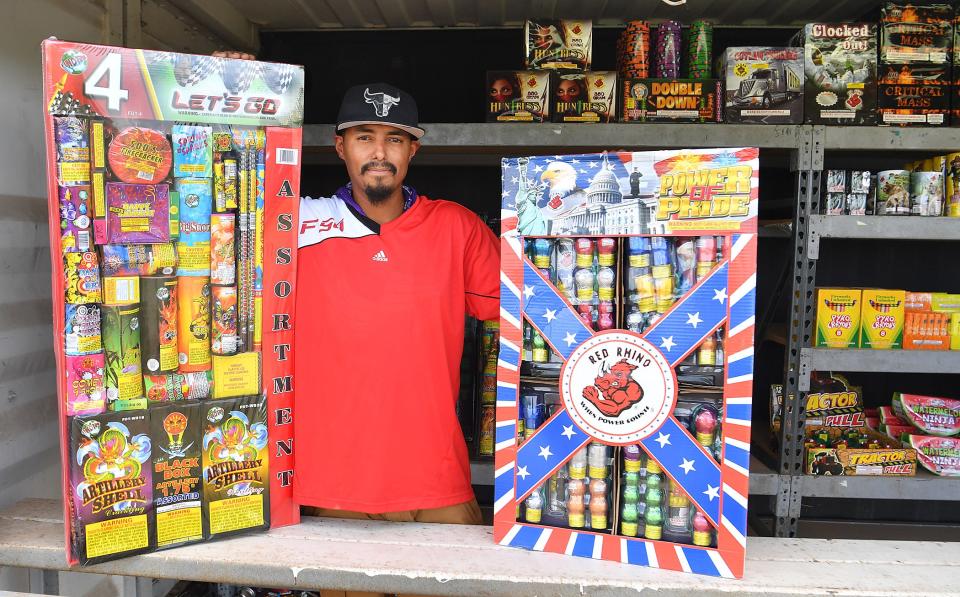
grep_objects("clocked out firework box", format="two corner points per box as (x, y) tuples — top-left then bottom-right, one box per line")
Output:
(42, 40), (303, 566)
(794, 23), (878, 125)
(722, 47), (804, 124)
(486, 70), (554, 122)
(620, 78), (722, 123)
(498, 148), (758, 577)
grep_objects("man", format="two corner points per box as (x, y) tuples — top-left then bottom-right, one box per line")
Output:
(295, 84), (500, 533)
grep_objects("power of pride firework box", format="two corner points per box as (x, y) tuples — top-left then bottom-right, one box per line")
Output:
(43, 40), (303, 566)
(498, 148), (758, 577)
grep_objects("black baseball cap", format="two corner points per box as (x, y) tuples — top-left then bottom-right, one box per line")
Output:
(335, 83), (425, 139)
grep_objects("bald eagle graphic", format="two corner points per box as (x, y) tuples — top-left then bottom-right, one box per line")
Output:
(540, 161), (587, 219)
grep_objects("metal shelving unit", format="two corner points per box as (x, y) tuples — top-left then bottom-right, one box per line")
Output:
(303, 124), (960, 538)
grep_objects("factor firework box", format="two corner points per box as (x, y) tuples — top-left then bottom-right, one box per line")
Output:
(804, 372), (865, 428)
(202, 396), (270, 538)
(486, 71), (554, 122)
(795, 23), (878, 125)
(805, 425), (917, 476)
(151, 402), (206, 548)
(815, 288), (862, 348)
(880, 3), (953, 64)
(860, 289), (905, 349)
(524, 19), (592, 71)
(620, 78), (722, 123)
(906, 435), (960, 475)
(552, 71), (618, 123)
(892, 393), (960, 437)
(722, 47), (804, 124)
(878, 62), (951, 126)
(70, 411), (154, 564)
(43, 41), (305, 565)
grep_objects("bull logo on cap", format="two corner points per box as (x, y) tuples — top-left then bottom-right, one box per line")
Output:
(364, 88), (400, 117)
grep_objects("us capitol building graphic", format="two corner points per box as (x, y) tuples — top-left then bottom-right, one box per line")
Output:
(550, 153), (661, 235)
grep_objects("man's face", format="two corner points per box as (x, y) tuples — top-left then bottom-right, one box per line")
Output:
(335, 124), (420, 204)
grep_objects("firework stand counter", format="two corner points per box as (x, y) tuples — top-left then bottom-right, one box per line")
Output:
(42, 40), (303, 566)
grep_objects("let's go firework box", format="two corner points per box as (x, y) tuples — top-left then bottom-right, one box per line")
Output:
(41, 40), (303, 565)
(496, 149), (758, 577)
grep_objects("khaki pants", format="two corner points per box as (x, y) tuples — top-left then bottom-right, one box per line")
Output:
(303, 498), (483, 597)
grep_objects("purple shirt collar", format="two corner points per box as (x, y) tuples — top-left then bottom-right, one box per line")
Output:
(334, 183), (418, 217)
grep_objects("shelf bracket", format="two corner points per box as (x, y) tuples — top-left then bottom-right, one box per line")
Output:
(798, 349), (811, 391)
(806, 224), (820, 260)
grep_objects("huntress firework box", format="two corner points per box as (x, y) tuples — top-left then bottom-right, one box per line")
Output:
(42, 40), (303, 566)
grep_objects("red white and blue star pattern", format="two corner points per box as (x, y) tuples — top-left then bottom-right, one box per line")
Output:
(494, 149), (758, 579)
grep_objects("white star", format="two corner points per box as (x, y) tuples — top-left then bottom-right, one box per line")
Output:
(553, 155), (563, 160)
(538, 445), (553, 460)
(579, 168), (588, 174)
(570, 158), (580, 165)
(502, 190), (510, 198)
(713, 288), (728, 304)
(517, 465), (530, 480)
(543, 308), (557, 323)
(679, 458), (696, 475)
(561, 425), (577, 439)
(655, 432), (671, 448)
(686, 312), (702, 328)
(704, 485), (720, 501)
(533, 164), (545, 173)
(589, 161), (600, 168)
(660, 336), (676, 352)
(563, 332), (577, 347)
(511, 176), (519, 184)
(523, 285), (535, 300)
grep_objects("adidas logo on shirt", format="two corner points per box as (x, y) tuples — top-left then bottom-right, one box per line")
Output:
(372, 250), (388, 262)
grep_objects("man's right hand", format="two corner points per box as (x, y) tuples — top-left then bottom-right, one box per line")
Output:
(212, 51), (255, 61)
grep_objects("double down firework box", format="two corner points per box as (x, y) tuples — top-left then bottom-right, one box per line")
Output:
(795, 23), (878, 125)
(620, 78), (722, 123)
(499, 148), (759, 577)
(722, 47), (804, 124)
(42, 40), (303, 565)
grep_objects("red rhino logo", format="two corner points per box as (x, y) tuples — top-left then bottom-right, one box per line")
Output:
(581, 358), (644, 417)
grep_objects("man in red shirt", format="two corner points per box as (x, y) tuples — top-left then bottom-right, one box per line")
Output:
(294, 83), (500, 571)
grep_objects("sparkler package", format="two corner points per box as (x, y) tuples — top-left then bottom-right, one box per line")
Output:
(43, 40), (303, 565)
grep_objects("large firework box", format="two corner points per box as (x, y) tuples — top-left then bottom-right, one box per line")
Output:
(499, 148), (759, 577)
(552, 71), (618, 124)
(877, 62), (951, 126)
(721, 47), (804, 124)
(486, 70), (555, 123)
(793, 23), (878, 125)
(524, 19), (593, 71)
(620, 78), (722, 123)
(42, 40), (303, 566)
(804, 372), (866, 428)
(805, 425), (918, 476)
(880, 3), (953, 64)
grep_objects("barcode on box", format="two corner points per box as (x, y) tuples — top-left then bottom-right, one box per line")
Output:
(276, 148), (299, 166)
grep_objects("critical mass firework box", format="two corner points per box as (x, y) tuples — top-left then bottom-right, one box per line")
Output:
(498, 148), (759, 577)
(42, 40), (303, 565)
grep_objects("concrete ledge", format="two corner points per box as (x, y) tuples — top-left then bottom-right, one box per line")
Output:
(2, 499), (960, 596)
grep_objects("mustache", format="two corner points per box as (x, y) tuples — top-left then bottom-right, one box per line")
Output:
(361, 161), (397, 175)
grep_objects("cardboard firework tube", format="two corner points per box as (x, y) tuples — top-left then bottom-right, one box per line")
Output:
(254, 148), (265, 350)
(177, 276), (211, 372)
(654, 21), (682, 78)
(141, 276), (178, 374)
(210, 213), (236, 285)
(911, 171), (945, 216)
(237, 149), (249, 351)
(878, 170), (911, 215)
(619, 21), (650, 78)
(686, 20), (713, 79)
(175, 178), (213, 276)
(101, 304), (145, 410)
(144, 370), (213, 403)
(211, 285), (238, 356)
(65, 352), (106, 416)
(65, 303), (102, 356)
(64, 251), (102, 304)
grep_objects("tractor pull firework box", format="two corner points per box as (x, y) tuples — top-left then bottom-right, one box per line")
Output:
(498, 148), (758, 577)
(42, 40), (303, 566)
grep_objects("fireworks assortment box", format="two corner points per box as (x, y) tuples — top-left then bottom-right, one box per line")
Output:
(499, 148), (758, 577)
(621, 78), (722, 123)
(42, 40), (303, 566)
(524, 20), (592, 71)
(722, 47), (804, 124)
(794, 23), (878, 125)
(486, 71), (554, 122)
(552, 71), (618, 123)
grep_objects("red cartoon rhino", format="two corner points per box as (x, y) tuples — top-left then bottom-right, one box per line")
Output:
(582, 358), (644, 417)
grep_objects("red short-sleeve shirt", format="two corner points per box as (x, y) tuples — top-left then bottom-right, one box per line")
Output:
(293, 195), (499, 512)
